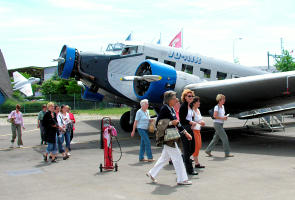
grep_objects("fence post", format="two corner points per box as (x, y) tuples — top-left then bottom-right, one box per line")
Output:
(74, 93), (76, 110)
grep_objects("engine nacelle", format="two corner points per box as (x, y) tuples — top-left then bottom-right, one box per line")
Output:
(134, 60), (177, 103)
(81, 86), (104, 102)
(133, 60), (203, 103)
(58, 45), (78, 79)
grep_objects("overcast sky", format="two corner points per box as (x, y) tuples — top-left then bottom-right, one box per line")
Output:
(1, 0), (295, 69)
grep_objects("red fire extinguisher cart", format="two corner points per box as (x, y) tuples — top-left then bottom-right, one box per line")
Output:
(100, 117), (118, 172)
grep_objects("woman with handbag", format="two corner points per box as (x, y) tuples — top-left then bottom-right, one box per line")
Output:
(8, 104), (25, 148)
(42, 102), (58, 162)
(146, 91), (193, 185)
(131, 99), (154, 162)
(57, 105), (72, 157)
(179, 89), (198, 175)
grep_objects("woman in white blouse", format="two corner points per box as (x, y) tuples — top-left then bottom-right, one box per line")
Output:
(57, 105), (72, 157)
(190, 97), (205, 168)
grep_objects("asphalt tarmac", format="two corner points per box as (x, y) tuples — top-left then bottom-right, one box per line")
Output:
(1, 115), (295, 200)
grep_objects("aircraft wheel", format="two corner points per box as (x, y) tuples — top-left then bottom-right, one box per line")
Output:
(120, 111), (133, 132)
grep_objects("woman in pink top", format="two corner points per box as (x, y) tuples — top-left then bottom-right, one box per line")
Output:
(8, 104), (25, 148)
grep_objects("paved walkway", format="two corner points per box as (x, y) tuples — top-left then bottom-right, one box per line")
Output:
(1, 116), (295, 200)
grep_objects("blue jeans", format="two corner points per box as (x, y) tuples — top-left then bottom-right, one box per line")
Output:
(47, 142), (57, 154)
(64, 131), (71, 149)
(137, 128), (153, 160)
(56, 133), (65, 153)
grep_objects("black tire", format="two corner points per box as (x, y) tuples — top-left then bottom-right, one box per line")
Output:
(99, 164), (103, 172)
(120, 111), (133, 132)
(115, 163), (118, 172)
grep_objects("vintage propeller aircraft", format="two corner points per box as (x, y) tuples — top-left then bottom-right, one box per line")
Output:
(55, 42), (295, 131)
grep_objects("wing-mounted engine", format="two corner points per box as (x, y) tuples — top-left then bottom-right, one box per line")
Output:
(133, 60), (177, 103)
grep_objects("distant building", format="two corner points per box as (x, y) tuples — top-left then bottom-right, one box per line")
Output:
(8, 66), (57, 81)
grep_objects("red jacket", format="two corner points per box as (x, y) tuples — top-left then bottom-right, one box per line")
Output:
(69, 112), (75, 131)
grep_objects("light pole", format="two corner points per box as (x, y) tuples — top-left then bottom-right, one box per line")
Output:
(233, 37), (243, 64)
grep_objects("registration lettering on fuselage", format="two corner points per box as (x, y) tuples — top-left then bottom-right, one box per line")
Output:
(168, 51), (202, 64)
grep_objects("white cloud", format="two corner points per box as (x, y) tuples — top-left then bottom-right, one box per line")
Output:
(0, 18), (44, 28)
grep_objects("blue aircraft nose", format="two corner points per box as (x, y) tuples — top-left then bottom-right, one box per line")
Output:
(58, 45), (77, 79)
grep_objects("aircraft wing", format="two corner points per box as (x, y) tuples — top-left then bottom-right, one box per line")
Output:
(19, 83), (33, 97)
(13, 71), (27, 83)
(185, 71), (295, 115)
(238, 106), (295, 119)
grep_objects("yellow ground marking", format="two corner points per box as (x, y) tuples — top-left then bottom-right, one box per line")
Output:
(0, 128), (39, 137)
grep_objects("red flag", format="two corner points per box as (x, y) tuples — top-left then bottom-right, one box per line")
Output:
(169, 31), (182, 48)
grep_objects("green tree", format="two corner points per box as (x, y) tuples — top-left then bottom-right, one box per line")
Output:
(275, 50), (295, 72)
(65, 79), (81, 94)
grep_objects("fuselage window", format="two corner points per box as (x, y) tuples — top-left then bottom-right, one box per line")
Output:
(121, 46), (138, 55)
(217, 71), (227, 80)
(200, 68), (211, 78)
(146, 56), (158, 61)
(164, 60), (176, 68)
(181, 64), (193, 74)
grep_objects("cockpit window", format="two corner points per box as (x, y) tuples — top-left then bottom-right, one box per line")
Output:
(106, 43), (125, 52)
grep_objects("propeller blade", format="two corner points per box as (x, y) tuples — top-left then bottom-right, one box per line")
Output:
(120, 75), (162, 82)
(52, 57), (65, 63)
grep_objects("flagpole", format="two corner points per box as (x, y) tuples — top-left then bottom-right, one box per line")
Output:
(181, 28), (183, 49)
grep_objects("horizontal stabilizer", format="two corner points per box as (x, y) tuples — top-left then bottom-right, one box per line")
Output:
(120, 75), (162, 82)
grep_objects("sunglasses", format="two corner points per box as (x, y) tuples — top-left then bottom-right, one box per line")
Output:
(187, 95), (194, 98)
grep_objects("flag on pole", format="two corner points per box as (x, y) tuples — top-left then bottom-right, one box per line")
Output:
(169, 31), (182, 48)
(156, 33), (161, 44)
(156, 38), (161, 44)
(125, 33), (132, 41)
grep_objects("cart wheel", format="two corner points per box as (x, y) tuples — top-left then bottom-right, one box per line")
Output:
(99, 164), (103, 172)
(115, 163), (118, 172)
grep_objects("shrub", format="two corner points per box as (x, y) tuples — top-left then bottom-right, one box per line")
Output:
(0, 99), (49, 114)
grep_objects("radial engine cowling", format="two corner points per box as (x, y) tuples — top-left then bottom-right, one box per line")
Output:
(134, 60), (176, 103)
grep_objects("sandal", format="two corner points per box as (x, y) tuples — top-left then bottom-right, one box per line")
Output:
(43, 154), (47, 162)
(146, 173), (157, 183)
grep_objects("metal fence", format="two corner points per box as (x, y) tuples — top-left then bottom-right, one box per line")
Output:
(0, 93), (122, 114)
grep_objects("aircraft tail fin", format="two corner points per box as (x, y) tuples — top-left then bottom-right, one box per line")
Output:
(0, 49), (13, 102)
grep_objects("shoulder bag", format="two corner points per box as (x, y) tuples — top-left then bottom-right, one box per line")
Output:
(163, 105), (180, 142)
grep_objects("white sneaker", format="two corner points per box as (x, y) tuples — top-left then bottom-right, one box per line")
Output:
(18, 145), (23, 148)
(10, 143), (14, 148)
(177, 180), (192, 185)
(67, 152), (71, 156)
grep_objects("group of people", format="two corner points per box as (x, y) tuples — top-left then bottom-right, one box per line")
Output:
(42, 102), (75, 162)
(132, 89), (233, 185)
(7, 103), (76, 163)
